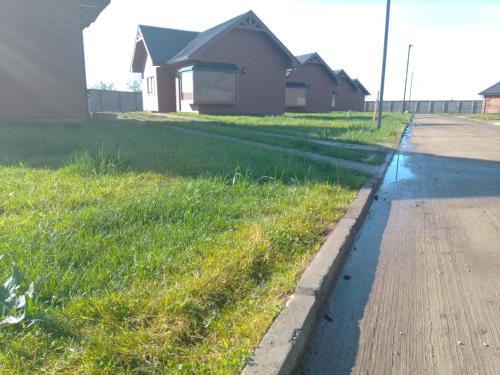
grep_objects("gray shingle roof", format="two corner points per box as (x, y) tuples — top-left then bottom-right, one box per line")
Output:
(292, 53), (337, 83)
(295, 53), (315, 64)
(479, 81), (500, 95)
(354, 79), (370, 96)
(168, 10), (300, 67)
(334, 69), (358, 90)
(137, 10), (299, 68)
(168, 12), (247, 63)
(138, 25), (199, 65)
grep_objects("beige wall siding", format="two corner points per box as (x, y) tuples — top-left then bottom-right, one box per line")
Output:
(333, 77), (366, 111)
(286, 64), (335, 113)
(142, 56), (159, 112)
(193, 28), (289, 115)
(0, 0), (89, 118)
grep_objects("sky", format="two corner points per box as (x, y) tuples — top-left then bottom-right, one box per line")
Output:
(83, 0), (500, 100)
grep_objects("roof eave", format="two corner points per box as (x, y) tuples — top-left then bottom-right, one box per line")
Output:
(78, 0), (110, 30)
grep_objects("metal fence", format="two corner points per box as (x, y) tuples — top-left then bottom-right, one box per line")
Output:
(88, 90), (143, 113)
(364, 100), (484, 114)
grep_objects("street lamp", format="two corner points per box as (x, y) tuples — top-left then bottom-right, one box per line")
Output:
(377, 0), (391, 129)
(402, 44), (413, 112)
(407, 72), (414, 112)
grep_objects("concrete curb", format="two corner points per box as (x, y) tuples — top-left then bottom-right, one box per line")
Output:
(241, 121), (411, 375)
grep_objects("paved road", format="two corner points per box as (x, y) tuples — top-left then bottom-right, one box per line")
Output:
(303, 115), (500, 374)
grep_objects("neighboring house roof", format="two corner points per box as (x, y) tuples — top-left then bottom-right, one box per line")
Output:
(334, 69), (358, 91)
(132, 10), (300, 71)
(479, 81), (500, 96)
(78, 0), (110, 29)
(288, 52), (337, 84)
(168, 10), (300, 67)
(296, 53), (315, 64)
(137, 25), (199, 66)
(354, 79), (370, 96)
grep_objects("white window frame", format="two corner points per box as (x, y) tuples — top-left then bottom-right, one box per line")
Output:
(146, 76), (155, 96)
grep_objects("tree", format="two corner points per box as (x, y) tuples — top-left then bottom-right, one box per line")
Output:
(90, 81), (115, 91)
(126, 79), (141, 92)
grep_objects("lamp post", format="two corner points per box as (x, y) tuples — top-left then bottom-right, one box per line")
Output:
(402, 44), (413, 112)
(407, 72), (414, 113)
(377, 0), (391, 129)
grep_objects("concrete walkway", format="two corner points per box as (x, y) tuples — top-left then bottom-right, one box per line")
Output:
(303, 115), (500, 374)
(158, 124), (380, 175)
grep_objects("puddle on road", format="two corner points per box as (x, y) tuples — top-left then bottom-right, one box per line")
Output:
(384, 153), (415, 183)
(384, 126), (415, 184)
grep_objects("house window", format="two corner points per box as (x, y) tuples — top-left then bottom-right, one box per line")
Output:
(178, 63), (238, 106)
(195, 70), (237, 105)
(146, 77), (155, 95)
(285, 83), (307, 107)
(332, 93), (336, 108)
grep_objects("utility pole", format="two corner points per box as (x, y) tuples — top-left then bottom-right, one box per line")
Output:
(377, 0), (391, 129)
(407, 72), (414, 113)
(402, 44), (413, 113)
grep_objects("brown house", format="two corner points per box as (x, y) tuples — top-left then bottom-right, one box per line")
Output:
(479, 82), (500, 114)
(131, 11), (300, 115)
(0, 0), (109, 119)
(332, 69), (370, 111)
(285, 53), (338, 113)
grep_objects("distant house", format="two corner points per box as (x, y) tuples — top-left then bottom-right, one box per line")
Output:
(0, 0), (110, 119)
(479, 82), (500, 114)
(332, 69), (370, 111)
(131, 11), (300, 115)
(285, 53), (338, 113)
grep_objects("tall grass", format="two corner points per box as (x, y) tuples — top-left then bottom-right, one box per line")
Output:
(150, 111), (411, 146)
(0, 119), (366, 373)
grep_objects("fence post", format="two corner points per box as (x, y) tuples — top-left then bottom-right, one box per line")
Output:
(428, 101), (432, 114)
(457, 100), (462, 113)
(389, 101), (393, 112)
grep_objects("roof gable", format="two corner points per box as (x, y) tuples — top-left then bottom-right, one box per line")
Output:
(137, 25), (199, 66)
(291, 52), (337, 83)
(479, 81), (500, 95)
(168, 10), (300, 68)
(334, 69), (358, 91)
(296, 53), (315, 64)
(353, 79), (370, 96)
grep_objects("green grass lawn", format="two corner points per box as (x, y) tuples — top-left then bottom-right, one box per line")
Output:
(468, 113), (500, 121)
(164, 111), (410, 146)
(0, 119), (367, 374)
(122, 112), (410, 164)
